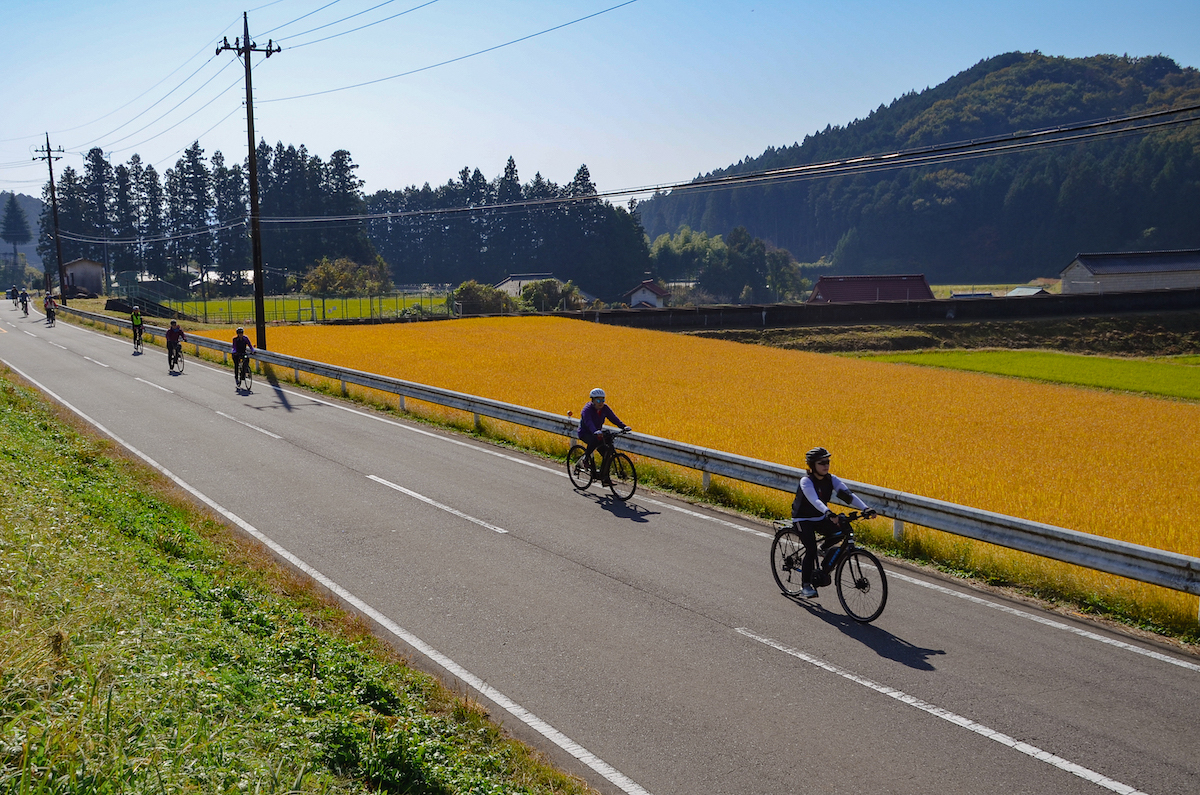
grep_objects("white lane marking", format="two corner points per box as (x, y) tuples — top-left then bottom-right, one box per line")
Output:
(887, 570), (1200, 673)
(49, 342), (67, 350)
(135, 378), (173, 394)
(216, 410), (282, 439)
(83, 356), (109, 367)
(368, 474), (508, 535)
(1, 357), (652, 795)
(640, 496), (773, 539)
(23, 330), (36, 337)
(738, 627), (1148, 795)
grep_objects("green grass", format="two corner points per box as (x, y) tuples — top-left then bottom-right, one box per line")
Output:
(0, 374), (593, 795)
(169, 294), (453, 325)
(861, 349), (1200, 401)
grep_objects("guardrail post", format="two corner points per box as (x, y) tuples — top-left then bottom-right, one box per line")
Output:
(398, 395), (406, 412)
(294, 366), (299, 383)
(702, 471), (711, 491)
(340, 379), (347, 396)
(474, 412), (482, 433)
(893, 518), (905, 542)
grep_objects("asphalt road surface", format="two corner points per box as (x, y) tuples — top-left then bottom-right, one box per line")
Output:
(3, 304), (1198, 795)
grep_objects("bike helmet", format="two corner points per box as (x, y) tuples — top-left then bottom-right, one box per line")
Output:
(805, 447), (832, 469)
(170, 320), (178, 326)
(236, 327), (244, 333)
(133, 305), (140, 311)
(589, 388), (606, 400)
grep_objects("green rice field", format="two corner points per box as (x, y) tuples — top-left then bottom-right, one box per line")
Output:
(862, 350), (1200, 401)
(173, 292), (453, 325)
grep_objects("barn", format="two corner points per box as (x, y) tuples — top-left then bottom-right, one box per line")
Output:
(807, 274), (934, 303)
(1060, 250), (1200, 294)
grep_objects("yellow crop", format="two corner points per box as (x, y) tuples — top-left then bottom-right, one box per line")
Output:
(203, 317), (1200, 627)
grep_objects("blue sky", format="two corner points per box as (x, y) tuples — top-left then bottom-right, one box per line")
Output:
(3, 0), (1198, 198)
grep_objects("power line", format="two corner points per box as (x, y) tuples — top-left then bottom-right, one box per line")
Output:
(284, 0), (438, 49)
(262, 0), (641, 102)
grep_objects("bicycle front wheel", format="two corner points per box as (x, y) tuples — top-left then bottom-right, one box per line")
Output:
(566, 445), (594, 489)
(607, 452), (637, 500)
(835, 548), (887, 623)
(770, 527), (808, 596)
(170, 351), (185, 373)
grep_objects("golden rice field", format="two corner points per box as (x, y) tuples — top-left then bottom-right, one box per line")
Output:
(198, 316), (1200, 630)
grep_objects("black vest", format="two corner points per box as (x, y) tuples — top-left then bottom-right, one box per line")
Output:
(792, 474), (834, 519)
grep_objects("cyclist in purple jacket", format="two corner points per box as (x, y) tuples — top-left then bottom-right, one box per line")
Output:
(578, 388), (631, 484)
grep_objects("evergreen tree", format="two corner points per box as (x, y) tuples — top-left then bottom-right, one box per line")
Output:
(110, 164), (137, 276)
(1, 193), (32, 277)
(138, 164), (167, 279)
(80, 148), (113, 274)
(211, 150), (249, 289)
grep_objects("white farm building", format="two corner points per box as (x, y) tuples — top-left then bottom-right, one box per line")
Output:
(1060, 250), (1200, 294)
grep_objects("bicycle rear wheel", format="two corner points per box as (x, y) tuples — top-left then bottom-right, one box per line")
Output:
(770, 527), (808, 596)
(607, 452), (637, 500)
(835, 548), (887, 623)
(133, 333), (142, 354)
(566, 445), (594, 489)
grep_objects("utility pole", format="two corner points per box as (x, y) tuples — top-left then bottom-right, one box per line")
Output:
(33, 134), (68, 306)
(217, 12), (279, 350)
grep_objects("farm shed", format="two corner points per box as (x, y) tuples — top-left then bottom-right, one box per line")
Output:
(1006, 286), (1051, 297)
(622, 279), (670, 308)
(494, 273), (557, 297)
(807, 274), (934, 303)
(63, 258), (104, 296)
(1060, 250), (1200, 294)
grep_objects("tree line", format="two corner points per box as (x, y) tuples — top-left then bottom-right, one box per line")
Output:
(636, 53), (1200, 284)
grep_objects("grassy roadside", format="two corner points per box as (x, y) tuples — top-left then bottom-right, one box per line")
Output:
(0, 373), (595, 794)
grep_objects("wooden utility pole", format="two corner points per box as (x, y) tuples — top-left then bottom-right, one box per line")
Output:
(33, 134), (68, 305)
(217, 12), (279, 349)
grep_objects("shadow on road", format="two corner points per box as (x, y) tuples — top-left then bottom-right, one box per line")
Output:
(261, 367), (293, 412)
(575, 488), (658, 523)
(780, 593), (946, 671)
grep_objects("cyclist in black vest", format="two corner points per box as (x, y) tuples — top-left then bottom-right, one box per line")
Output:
(791, 446), (877, 598)
(231, 327), (254, 385)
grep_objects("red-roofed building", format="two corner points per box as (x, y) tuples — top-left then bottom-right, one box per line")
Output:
(622, 279), (670, 308)
(807, 274), (934, 303)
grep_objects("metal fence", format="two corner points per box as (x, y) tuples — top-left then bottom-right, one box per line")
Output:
(63, 305), (1200, 607)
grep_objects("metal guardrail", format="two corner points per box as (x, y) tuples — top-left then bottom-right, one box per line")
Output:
(63, 305), (1200, 602)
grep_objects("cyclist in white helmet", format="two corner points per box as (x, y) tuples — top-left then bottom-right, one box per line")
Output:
(577, 388), (631, 485)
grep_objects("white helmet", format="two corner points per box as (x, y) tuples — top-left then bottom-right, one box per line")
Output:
(589, 388), (606, 400)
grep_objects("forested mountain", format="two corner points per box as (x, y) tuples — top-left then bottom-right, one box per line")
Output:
(636, 52), (1200, 283)
(365, 159), (650, 300)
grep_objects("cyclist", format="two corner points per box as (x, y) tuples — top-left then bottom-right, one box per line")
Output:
(19, 288), (28, 315)
(130, 305), (143, 347)
(165, 320), (186, 369)
(791, 447), (877, 598)
(43, 293), (57, 324)
(577, 388), (631, 485)
(9, 286), (17, 306)
(231, 326), (254, 385)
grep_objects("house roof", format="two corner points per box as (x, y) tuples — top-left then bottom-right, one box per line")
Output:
(64, 258), (103, 269)
(1006, 286), (1050, 297)
(1063, 249), (1200, 276)
(622, 279), (670, 299)
(807, 274), (934, 303)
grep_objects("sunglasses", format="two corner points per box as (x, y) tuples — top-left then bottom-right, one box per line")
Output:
(815, 459), (831, 466)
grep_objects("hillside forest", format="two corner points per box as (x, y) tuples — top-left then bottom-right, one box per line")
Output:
(20, 51), (1200, 302)
(637, 52), (1200, 285)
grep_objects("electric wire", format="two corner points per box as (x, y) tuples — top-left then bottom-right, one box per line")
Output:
(261, 0), (641, 102)
(260, 0), (346, 37)
(285, 0), (439, 50)
(276, 0), (403, 41)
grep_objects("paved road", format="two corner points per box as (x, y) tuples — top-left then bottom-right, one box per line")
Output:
(3, 304), (1198, 795)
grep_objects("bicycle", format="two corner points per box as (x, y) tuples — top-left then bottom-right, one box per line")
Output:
(132, 326), (143, 354)
(566, 427), (637, 500)
(234, 356), (253, 391)
(45, 308), (55, 327)
(770, 510), (888, 623)
(168, 342), (185, 374)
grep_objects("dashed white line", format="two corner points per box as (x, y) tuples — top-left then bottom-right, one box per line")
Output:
(368, 474), (509, 534)
(23, 330), (37, 337)
(135, 378), (173, 394)
(215, 410), (281, 439)
(49, 342), (67, 350)
(738, 627), (1147, 795)
(1, 358), (651, 795)
(83, 356), (109, 367)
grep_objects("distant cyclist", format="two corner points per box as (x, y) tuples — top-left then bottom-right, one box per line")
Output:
(9, 286), (17, 307)
(790, 447), (877, 598)
(19, 288), (28, 316)
(43, 293), (57, 324)
(577, 388), (631, 484)
(231, 327), (254, 385)
(130, 305), (143, 347)
(165, 320), (186, 370)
